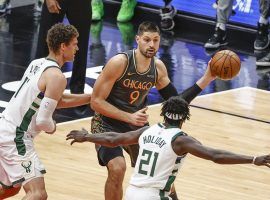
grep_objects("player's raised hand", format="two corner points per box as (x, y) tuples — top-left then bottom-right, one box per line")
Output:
(66, 128), (89, 145)
(253, 154), (270, 168)
(129, 107), (149, 126)
(204, 58), (216, 80)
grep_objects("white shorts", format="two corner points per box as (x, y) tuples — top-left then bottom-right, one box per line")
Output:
(125, 185), (172, 200)
(0, 118), (46, 188)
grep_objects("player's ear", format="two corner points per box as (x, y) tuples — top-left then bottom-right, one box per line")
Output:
(135, 35), (140, 43)
(60, 42), (67, 52)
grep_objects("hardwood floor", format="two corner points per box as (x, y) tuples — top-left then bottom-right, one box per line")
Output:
(13, 88), (270, 199)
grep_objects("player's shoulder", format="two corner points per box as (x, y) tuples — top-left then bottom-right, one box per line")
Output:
(109, 54), (128, 64)
(154, 58), (166, 70)
(103, 54), (128, 74)
(173, 132), (189, 142)
(44, 67), (65, 81)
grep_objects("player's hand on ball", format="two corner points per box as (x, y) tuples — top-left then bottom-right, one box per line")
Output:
(66, 128), (89, 145)
(206, 59), (217, 80)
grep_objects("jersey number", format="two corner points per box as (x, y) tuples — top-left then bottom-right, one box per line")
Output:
(138, 149), (159, 177)
(129, 91), (140, 104)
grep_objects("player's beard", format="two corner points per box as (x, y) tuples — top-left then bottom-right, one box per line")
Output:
(140, 48), (157, 58)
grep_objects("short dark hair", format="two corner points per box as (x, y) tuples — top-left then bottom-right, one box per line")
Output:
(46, 23), (79, 53)
(137, 21), (160, 36)
(160, 96), (190, 126)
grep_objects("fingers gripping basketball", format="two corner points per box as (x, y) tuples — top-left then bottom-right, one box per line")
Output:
(210, 50), (241, 80)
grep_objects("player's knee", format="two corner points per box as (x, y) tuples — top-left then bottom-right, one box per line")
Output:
(30, 189), (48, 200)
(108, 161), (126, 179)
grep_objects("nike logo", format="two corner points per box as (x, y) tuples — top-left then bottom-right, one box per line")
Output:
(127, 72), (137, 76)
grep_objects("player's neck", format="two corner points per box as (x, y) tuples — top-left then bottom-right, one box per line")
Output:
(46, 53), (63, 67)
(163, 122), (179, 129)
(134, 49), (152, 73)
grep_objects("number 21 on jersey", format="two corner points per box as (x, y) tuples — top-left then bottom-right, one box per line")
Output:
(138, 149), (159, 177)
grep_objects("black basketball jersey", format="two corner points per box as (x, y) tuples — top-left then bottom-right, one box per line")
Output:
(94, 49), (157, 132)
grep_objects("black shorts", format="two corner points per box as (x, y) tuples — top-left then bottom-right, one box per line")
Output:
(91, 114), (139, 167)
(97, 144), (139, 167)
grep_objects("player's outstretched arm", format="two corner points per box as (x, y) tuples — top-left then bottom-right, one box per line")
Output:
(173, 135), (270, 167)
(57, 93), (91, 109)
(66, 126), (149, 147)
(179, 60), (217, 103)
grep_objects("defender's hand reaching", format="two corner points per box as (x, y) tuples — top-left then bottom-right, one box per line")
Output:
(66, 128), (89, 145)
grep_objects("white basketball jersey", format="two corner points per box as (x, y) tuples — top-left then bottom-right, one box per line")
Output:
(130, 123), (186, 191)
(2, 58), (59, 139)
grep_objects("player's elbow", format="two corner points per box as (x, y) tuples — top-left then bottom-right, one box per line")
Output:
(90, 96), (100, 110)
(90, 97), (99, 110)
(105, 135), (121, 147)
(36, 119), (55, 133)
(36, 97), (57, 133)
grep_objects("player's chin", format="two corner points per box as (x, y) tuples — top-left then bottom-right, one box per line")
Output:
(67, 56), (75, 62)
(145, 52), (155, 58)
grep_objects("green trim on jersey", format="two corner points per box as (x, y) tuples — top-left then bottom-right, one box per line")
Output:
(157, 123), (165, 128)
(0, 181), (15, 189)
(12, 178), (25, 186)
(159, 131), (185, 193)
(14, 92), (43, 156)
(157, 123), (179, 129)
(159, 190), (170, 200)
(163, 175), (176, 192)
(171, 132), (184, 143)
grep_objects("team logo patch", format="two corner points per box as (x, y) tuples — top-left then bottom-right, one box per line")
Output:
(21, 161), (32, 173)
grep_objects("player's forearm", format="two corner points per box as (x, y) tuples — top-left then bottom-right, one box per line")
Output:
(158, 82), (201, 104)
(85, 132), (122, 147)
(179, 84), (202, 104)
(91, 98), (131, 123)
(196, 74), (214, 90)
(57, 93), (91, 109)
(211, 151), (254, 164)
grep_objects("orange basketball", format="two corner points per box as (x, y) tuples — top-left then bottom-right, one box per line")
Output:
(210, 50), (241, 80)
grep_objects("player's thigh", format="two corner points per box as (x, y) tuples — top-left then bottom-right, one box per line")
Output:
(98, 145), (125, 166)
(123, 144), (140, 167)
(22, 178), (47, 200)
(23, 177), (45, 191)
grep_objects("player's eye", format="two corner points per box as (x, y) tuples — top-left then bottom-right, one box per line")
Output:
(144, 38), (150, 42)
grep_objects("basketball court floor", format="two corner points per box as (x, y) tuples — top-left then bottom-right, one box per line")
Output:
(0, 3), (270, 200)
(11, 87), (270, 200)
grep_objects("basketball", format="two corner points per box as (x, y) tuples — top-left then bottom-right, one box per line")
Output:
(210, 50), (241, 80)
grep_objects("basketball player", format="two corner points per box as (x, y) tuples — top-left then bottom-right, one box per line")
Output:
(0, 23), (91, 199)
(67, 96), (270, 200)
(90, 21), (216, 200)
